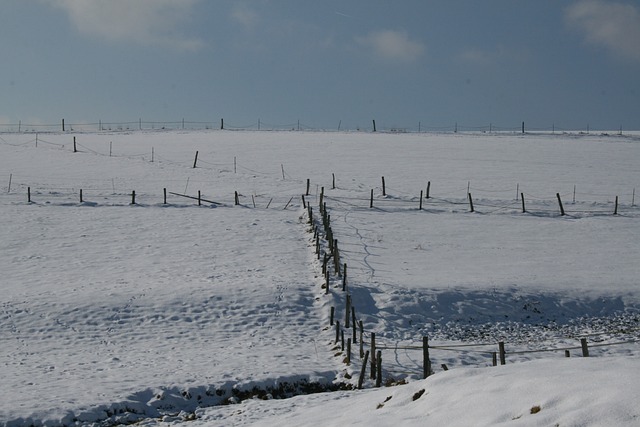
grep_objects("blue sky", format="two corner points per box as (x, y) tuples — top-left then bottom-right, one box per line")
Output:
(2, 0), (639, 131)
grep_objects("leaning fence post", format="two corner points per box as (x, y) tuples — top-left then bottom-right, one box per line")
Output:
(498, 341), (506, 365)
(580, 338), (589, 357)
(556, 193), (565, 216)
(423, 336), (431, 379)
(193, 151), (199, 168)
(521, 192), (526, 213)
(468, 192), (474, 212)
(358, 351), (370, 389)
(381, 176), (386, 196)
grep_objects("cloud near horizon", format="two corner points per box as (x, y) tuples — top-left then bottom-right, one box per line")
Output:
(356, 30), (425, 62)
(566, 0), (640, 62)
(48, 0), (204, 51)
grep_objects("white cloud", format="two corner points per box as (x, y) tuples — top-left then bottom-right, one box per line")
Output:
(47, 0), (204, 51)
(566, 0), (640, 62)
(231, 3), (260, 30)
(356, 30), (425, 62)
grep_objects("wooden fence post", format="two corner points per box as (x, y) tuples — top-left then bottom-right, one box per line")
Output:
(565, 350), (571, 358)
(163, 188), (167, 204)
(342, 263), (347, 291)
(341, 330), (345, 351)
(370, 189), (374, 208)
(335, 321), (340, 344)
(614, 196), (618, 215)
(521, 193), (526, 213)
(28, 187), (31, 203)
(376, 351), (382, 387)
(358, 351), (370, 389)
(382, 176), (386, 196)
(234, 191), (239, 206)
(556, 193), (565, 216)
(492, 352), (497, 366)
(131, 191), (136, 205)
(423, 336), (431, 379)
(332, 173), (336, 189)
(330, 307), (334, 326)
(346, 338), (351, 364)
(370, 333), (376, 379)
(193, 151), (198, 168)
(73, 137), (77, 153)
(79, 189), (83, 203)
(426, 181), (431, 199)
(498, 341), (506, 365)
(581, 338), (589, 357)
(352, 307), (357, 342)
(419, 190), (423, 210)
(198, 190), (201, 206)
(345, 294), (351, 328)
(306, 179), (310, 196)
(359, 321), (364, 358)
(468, 192), (474, 212)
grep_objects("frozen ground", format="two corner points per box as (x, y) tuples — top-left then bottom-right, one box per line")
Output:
(1, 130), (639, 426)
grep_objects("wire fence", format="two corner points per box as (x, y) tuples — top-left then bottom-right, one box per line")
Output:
(0, 118), (634, 135)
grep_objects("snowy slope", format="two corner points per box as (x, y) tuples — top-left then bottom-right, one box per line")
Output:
(1, 130), (638, 425)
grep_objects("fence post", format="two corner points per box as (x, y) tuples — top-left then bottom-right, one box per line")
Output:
(332, 173), (336, 189)
(468, 193), (474, 212)
(565, 350), (571, 358)
(73, 137), (77, 153)
(345, 294), (351, 328)
(521, 193), (526, 213)
(346, 338), (351, 365)
(79, 189), (83, 203)
(492, 352), (497, 367)
(423, 336), (431, 379)
(358, 351), (370, 389)
(370, 333), (376, 379)
(382, 176), (386, 196)
(131, 191), (136, 205)
(419, 190), (423, 210)
(28, 187), (31, 203)
(614, 196), (618, 215)
(235, 191), (239, 206)
(330, 306), (334, 326)
(342, 263), (347, 291)
(193, 151), (199, 168)
(556, 193), (565, 216)
(306, 179), (310, 196)
(580, 338), (589, 357)
(498, 341), (506, 365)
(426, 181), (431, 199)
(335, 321), (340, 344)
(163, 188), (167, 204)
(370, 189), (374, 208)
(375, 351), (382, 387)
(359, 321), (364, 358)
(352, 307), (357, 342)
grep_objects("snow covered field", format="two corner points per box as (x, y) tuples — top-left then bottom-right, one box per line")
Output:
(1, 130), (639, 426)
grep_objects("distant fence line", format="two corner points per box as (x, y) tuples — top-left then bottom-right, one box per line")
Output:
(0, 118), (630, 134)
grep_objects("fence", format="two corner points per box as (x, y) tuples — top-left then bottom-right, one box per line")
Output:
(306, 186), (639, 389)
(0, 118), (633, 135)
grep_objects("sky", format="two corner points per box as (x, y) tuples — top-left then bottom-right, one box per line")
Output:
(1, 0), (640, 131)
